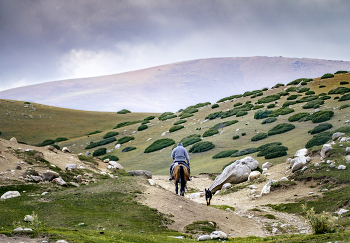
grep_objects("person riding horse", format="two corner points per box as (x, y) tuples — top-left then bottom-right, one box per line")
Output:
(169, 142), (191, 181)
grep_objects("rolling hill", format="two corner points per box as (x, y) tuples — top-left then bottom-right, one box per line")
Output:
(1, 56), (350, 112)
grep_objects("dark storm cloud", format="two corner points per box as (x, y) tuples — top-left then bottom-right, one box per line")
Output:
(1, 0), (350, 90)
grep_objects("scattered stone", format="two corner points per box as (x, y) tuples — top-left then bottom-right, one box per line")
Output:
(128, 170), (152, 179)
(52, 177), (67, 186)
(198, 235), (211, 241)
(308, 192), (314, 195)
(15, 164), (21, 170)
(248, 171), (261, 181)
(103, 159), (110, 163)
(9, 137), (17, 143)
(76, 175), (83, 183)
(279, 177), (289, 181)
(85, 151), (90, 156)
(301, 166), (308, 172)
(260, 180), (273, 196)
(31, 175), (42, 182)
(210, 231), (228, 240)
(346, 147), (350, 153)
(14, 227), (23, 232)
(346, 155), (350, 164)
(332, 132), (345, 140)
(1, 191), (20, 200)
(41, 192), (49, 195)
(262, 162), (273, 170)
(62, 147), (71, 153)
(340, 137), (350, 143)
(338, 165), (346, 170)
(65, 164), (77, 170)
(249, 185), (257, 189)
(320, 144), (332, 159)
(306, 156), (311, 162)
(148, 179), (155, 186)
(56, 240), (69, 243)
(272, 227), (278, 234)
(337, 209), (349, 215)
(294, 148), (308, 157)
(70, 182), (80, 187)
(291, 156), (307, 172)
(115, 144), (121, 149)
(24, 215), (34, 222)
(108, 161), (124, 170)
(222, 183), (232, 189)
(42, 171), (59, 181)
(314, 163), (320, 167)
(330, 163), (335, 168)
(46, 145), (56, 152)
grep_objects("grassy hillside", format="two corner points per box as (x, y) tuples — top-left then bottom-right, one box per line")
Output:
(1, 72), (350, 175)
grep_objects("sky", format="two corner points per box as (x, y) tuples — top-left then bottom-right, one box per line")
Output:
(1, 0), (350, 91)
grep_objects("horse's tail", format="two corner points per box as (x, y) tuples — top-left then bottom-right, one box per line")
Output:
(179, 165), (186, 193)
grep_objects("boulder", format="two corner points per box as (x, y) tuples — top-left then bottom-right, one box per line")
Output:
(340, 137), (350, 143)
(222, 183), (232, 189)
(46, 145), (56, 152)
(115, 144), (121, 149)
(65, 164), (77, 170)
(262, 162), (273, 170)
(76, 175), (83, 183)
(108, 161), (124, 170)
(280, 177), (289, 181)
(31, 175), (42, 182)
(62, 147), (71, 153)
(248, 171), (261, 181)
(320, 144), (333, 158)
(346, 147), (350, 153)
(337, 209), (349, 215)
(148, 179), (155, 186)
(24, 215), (34, 222)
(103, 159), (110, 163)
(10, 137), (17, 143)
(346, 155), (350, 164)
(291, 156), (307, 172)
(42, 171), (59, 181)
(260, 180), (273, 196)
(294, 148), (308, 157)
(1, 191), (20, 200)
(52, 177), (67, 186)
(208, 157), (259, 193)
(338, 165), (346, 170)
(210, 231), (228, 240)
(128, 170), (152, 179)
(198, 235), (211, 241)
(333, 132), (345, 140)
(85, 151), (90, 156)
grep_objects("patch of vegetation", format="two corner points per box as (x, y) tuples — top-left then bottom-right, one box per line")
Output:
(113, 120), (142, 129)
(179, 134), (202, 147)
(308, 123), (333, 135)
(211, 104), (219, 109)
(122, 146), (136, 152)
(321, 73), (334, 79)
(137, 124), (148, 131)
(297, 87), (310, 93)
(340, 81), (349, 85)
(92, 147), (107, 156)
(231, 148), (257, 157)
(288, 112), (310, 122)
(202, 128), (219, 137)
(286, 87), (298, 92)
(267, 104), (275, 109)
(287, 78), (313, 85)
(101, 154), (119, 161)
(339, 93), (350, 101)
(205, 103), (253, 120)
(319, 85), (326, 88)
(257, 142), (282, 151)
(85, 137), (117, 149)
(179, 113), (193, 119)
(117, 136), (134, 144)
(144, 138), (175, 153)
(268, 123), (295, 136)
(251, 133), (268, 141)
(272, 83), (284, 89)
(339, 104), (350, 110)
(212, 120), (238, 129)
(311, 110), (334, 123)
(305, 91), (315, 95)
(189, 141), (215, 153)
(319, 95), (332, 100)
(212, 149), (239, 159)
(335, 70), (348, 74)
(257, 145), (288, 159)
(305, 131), (332, 148)
(169, 125), (185, 133)
(77, 155), (95, 163)
(39, 139), (55, 147)
(103, 131), (119, 139)
(278, 91), (289, 96)
(236, 111), (248, 117)
(117, 109), (131, 114)
(302, 99), (324, 109)
(55, 137), (68, 142)
(261, 117), (277, 124)
(241, 132), (246, 136)
(217, 94), (243, 103)
(174, 120), (186, 125)
(257, 94), (280, 104)
(144, 116), (155, 121)
(269, 107), (294, 117)
(87, 130), (102, 136)
(232, 135), (239, 140)
(287, 94), (298, 100)
(234, 102), (243, 107)
(184, 221), (217, 234)
(328, 86), (350, 95)
(210, 205), (235, 211)
(158, 112), (177, 121)
(254, 110), (272, 119)
(297, 95), (319, 103)
(264, 214), (276, 219)
(252, 105), (264, 110)
(282, 101), (297, 107)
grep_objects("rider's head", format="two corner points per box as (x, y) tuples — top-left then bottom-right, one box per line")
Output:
(177, 142), (183, 147)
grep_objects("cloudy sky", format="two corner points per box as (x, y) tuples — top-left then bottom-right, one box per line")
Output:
(1, 0), (350, 91)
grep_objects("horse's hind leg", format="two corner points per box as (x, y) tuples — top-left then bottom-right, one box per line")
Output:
(175, 183), (178, 195)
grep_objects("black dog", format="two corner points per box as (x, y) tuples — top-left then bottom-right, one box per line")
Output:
(205, 188), (212, 206)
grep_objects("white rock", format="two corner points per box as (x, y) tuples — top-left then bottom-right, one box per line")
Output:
(248, 171), (261, 181)
(249, 185), (257, 189)
(286, 158), (292, 164)
(340, 137), (350, 143)
(103, 159), (110, 163)
(332, 132), (345, 140)
(337, 209), (349, 215)
(65, 164), (77, 170)
(291, 156), (307, 172)
(24, 215), (34, 222)
(330, 163), (335, 168)
(62, 147), (71, 153)
(14, 227), (23, 231)
(301, 166), (308, 172)
(52, 177), (67, 186)
(56, 240), (69, 243)
(260, 180), (272, 196)
(70, 182), (80, 187)
(294, 148), (308, 157)
(272, 227), (278, 234)
(1, 191), (20, 200)
(346, 147), (350, 153)
(279, 177), (289, 181)
(338, 165), (346, 170)
(148, 179), (155, 186)
(222, 183), (232, 189)
(262, 162), (273, 170)
(41, 192), (49, 195)
(198, 235), (211, 241)
(306, 156), (311, 162)
(10, 137), (18, 143)
(321, 144), (332, 158)
(108, 161), (124, 170)
(314, 163), (320, 167)
(210, 231), (228, 240)
(346, 155), (350, 164)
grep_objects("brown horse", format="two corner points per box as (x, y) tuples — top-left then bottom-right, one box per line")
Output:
(172, 164), (189, 196)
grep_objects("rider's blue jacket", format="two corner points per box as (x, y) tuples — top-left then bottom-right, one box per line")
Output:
(171, 143), (190, 163)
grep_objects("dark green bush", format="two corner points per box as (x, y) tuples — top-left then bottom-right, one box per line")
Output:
(39, 139), (55, 146)
(252, 105), (264, 110)
(234, 102), (243, 107)
(305, 91), (315, 95)
(205, 103), (253, 120)
(24, 101), (31, 104)
(236, 111), (248, 117)
(103, 131), (119, 139)
(287, 95), (299, 100)
(144, 116), (155, 121)
(257, 145), (288, 157)
(328, 87), (350, 95)
(257, 142), (282, 151)
(257, 95), (280, 104)
(308, 123), (333, 135)
(278, 91), (289, 96)
(87, 130), (102, 136)
(205, 111), (223, 120)
(241, 133), (246, 136)
(272, 83), (284, 89)
(269, 107), (294, 117)
(288, 112), (309, 122)
(339, 93), (350, 101)
(117, 109), (131, 114)
(321, 73), (334, 79)
(319, 95), (331, 100)
(296, 95), (319, 103)
(213, 120), (238, 129)
(311, 110), (334, 123)
(339, 104), (350, 110)
(232, 135), (239, 140)
(267, 104), (276, 109)
(179, 113), (193, 119)
(144, 138), (175, 153)
(212, 150), (239, 159)
(301, 81), (307, 85)
(169, 125), (184, 133)
(335, 70), (348, 74)
(122, 147), (136, 152)
(93, 148), (107, 157)
(319, 85), (326, 88)
(113, 120), (142, 129)
(319, 93), (327, 96)
(268, 123), (295, 136)
(243, 90), (263, 97)
(251, 133), (268, 141)
(265, 151), (288, 159)
(174, 120), (186, 125)
(159, 112), (177, 121)
(231, 148), (257, 157)
(117, 136), (134, 144)
(203, 128), (219, 137)
(102, 155), (119, 161)
(287, 78), (313, 85)
(180, 107), (198, 116)
(334, 96), (340, 99)
(217, 94), (243, 103)
(246, 101), (252, 104)
(262, 88), (268, 91)
(137, 124), (148, 131)
(85, 137), (117, 149)
(340, 81), (349, 85)
(0, 131), (2, 135)
(211, 104), (219, 109)
(283, 101), (297, 107)
(52, 144), (60, 150)
(261, 117), (277, 124)
(305, 131), (332, 148)
(302, 99), (324, 109)
(254, 110), (272, 119)
(297, 87), (310, 93)
(189, 141), (215, 153)
(286, 87), (298, 92)
(55, 137), (68, 142)
(180, 134), (202, 147)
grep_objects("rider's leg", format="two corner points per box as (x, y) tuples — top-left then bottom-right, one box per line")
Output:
(169, 163), (174, 180)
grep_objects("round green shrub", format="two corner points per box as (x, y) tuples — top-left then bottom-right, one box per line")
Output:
(174, 120), (186, 125)
(340, 81), (349, 85)
(269, 107), (294, 117)
(122, 147), (136, 152)
(212, 149), (239, 159)
(55, 137), (68, 142)
(339, 93), (350, 101)
(251, 133), (268, 141)
(234, 102), (243, 107)
(236, 111), (248, 117)
(203, 128), (219, 137)
(144, 138), (175, 153)
(339, 104), (350, 110)
(0, 131), (2, 135)
(288, 112), (309, 122)
(267, 104), (276, 109)
(231, 148), (257, 157)
(102, 154), (119, 161)
(213, 120), (238, 130)
(39, 139), (55, 146)
(117, 109), (131, 114)
(272, 83), (284, 89)
(262, 88), (268, 91)
(334, 96), (339, 99)
(328, 87), (350, 95)
(86, 137), (117, 149)
(144, 116), (155, 121)
(319, 93), (327, 96)
(87, 130), (102, 136)
(278, 91), (289, 96)
(268, 123), (295, 136)
(257, 145), (288, 157)
(232, 135), (239, 140)
(321, 73), (334, 79)
(189, 141), (215, 153)
(335, 70), (348, 74)
(287, 95), (298, 100)
(308, 123), (333, 135)
(261, 117), (277, 124)
(254, 110), (272, 119)
(319, 95), (331, 100)
(297, 87), (310, 93)
(137, 124), (148, 131)
(302, 99), (324, 109)
(241, 133), (246, 136)
(117, 136), (134, 144)
(257, 142), (282, 151)
(159, 112), (177, 121)
(319, 85), (326, 88)
(93, 148), (107, 157)
(311, 110), (334, 123)
(257, 95), (280, 104)
(180, 134), (202, 147)
(103, 131), (119, 139)
(252, 105), (264, 110)
(286, 87), (298, 92)
(305, 91), (315, 95)
(211, 104), (219, 109)
(180, 113), (193, 119)
(305, 131), (332, 148)
(265, 151), (287, 159)
(282, 101), (297, 107)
